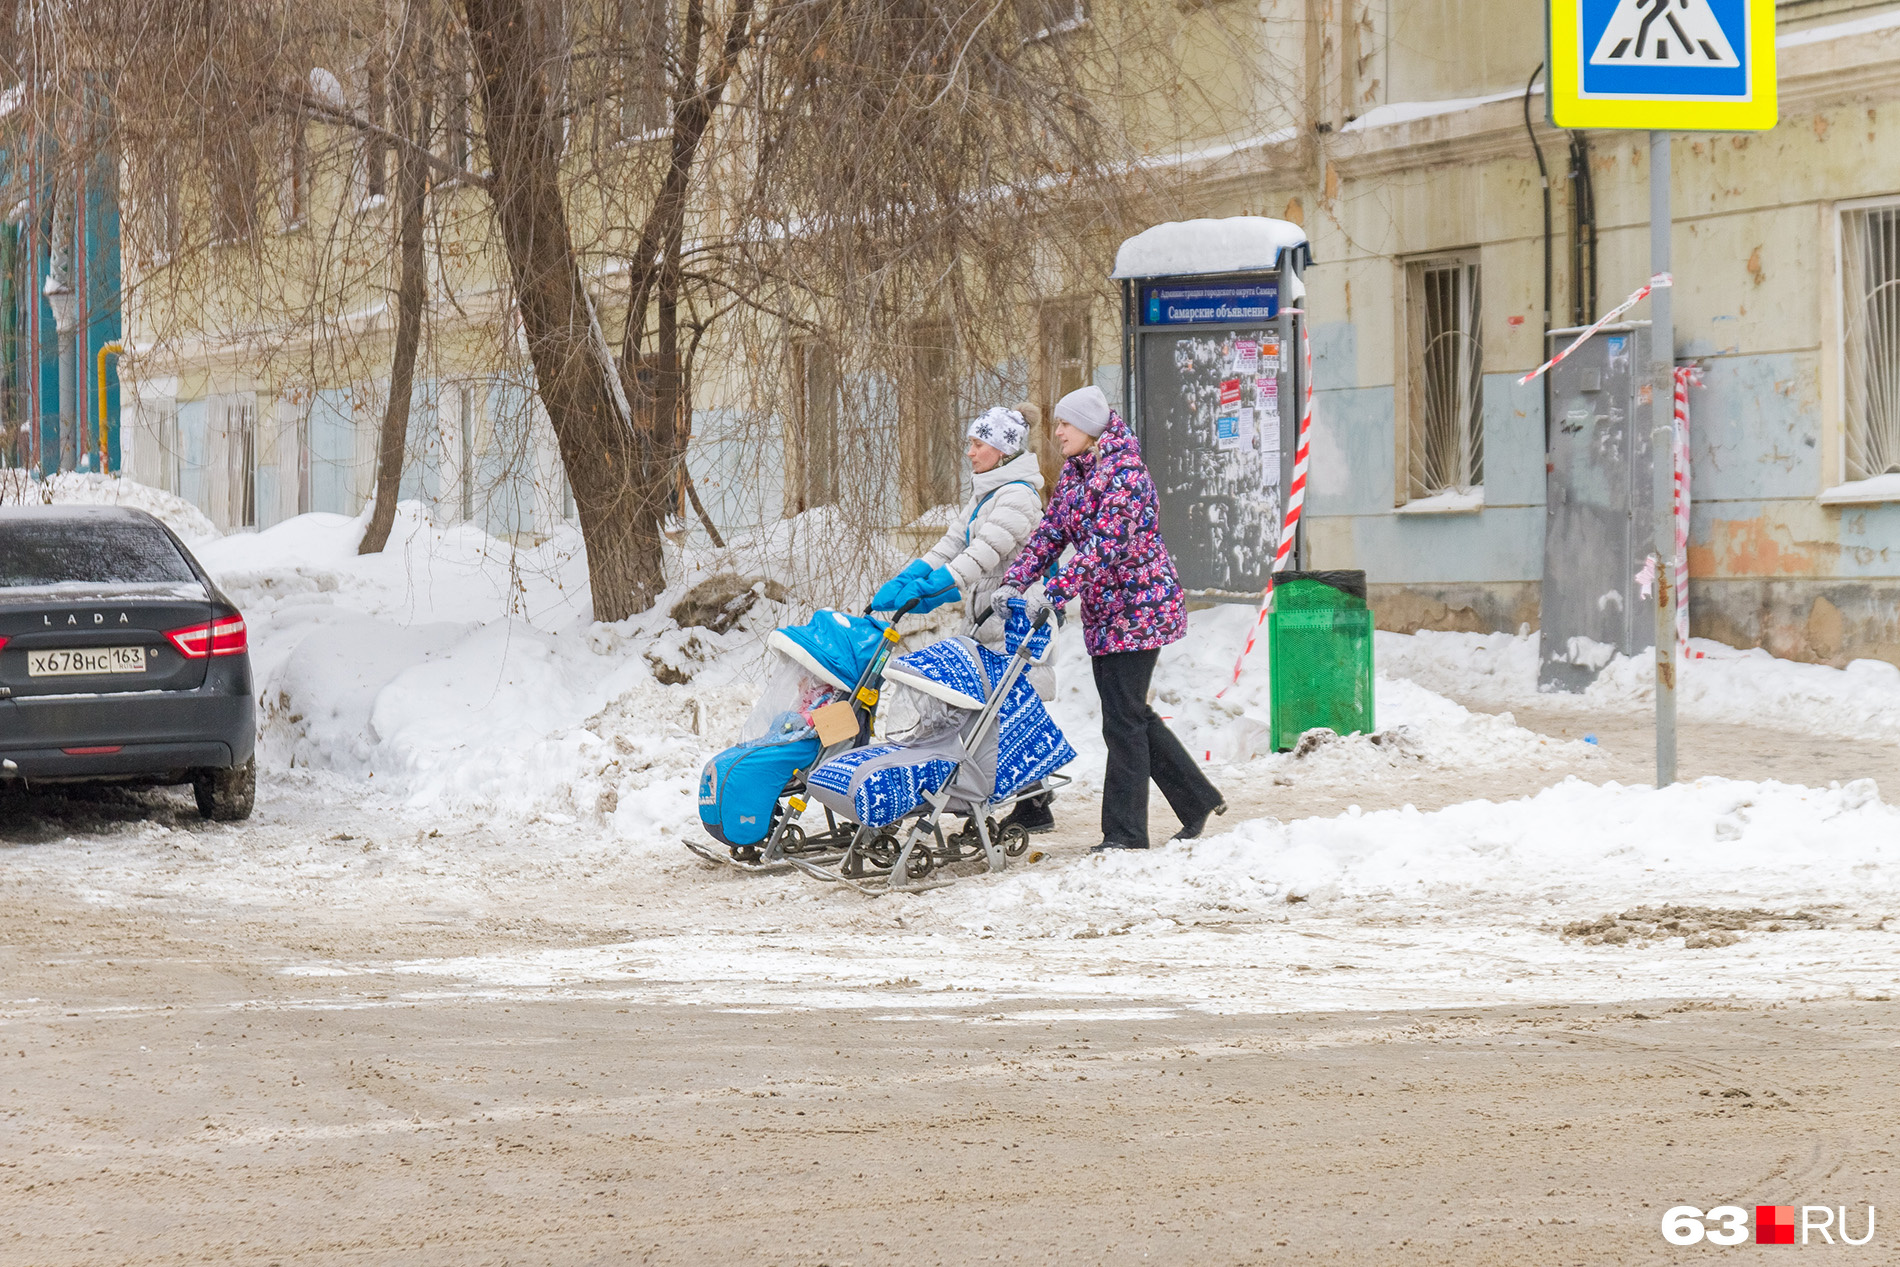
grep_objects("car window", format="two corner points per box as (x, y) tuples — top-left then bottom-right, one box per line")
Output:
(0, 518), (199, 587)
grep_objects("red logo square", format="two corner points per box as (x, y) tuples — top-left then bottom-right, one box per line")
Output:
(1756, 1205), (1796, 1245)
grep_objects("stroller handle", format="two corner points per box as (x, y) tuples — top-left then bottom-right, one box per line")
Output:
(867, 580), (960, 620)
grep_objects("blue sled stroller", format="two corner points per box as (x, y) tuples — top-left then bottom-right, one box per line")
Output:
(688, 585), (952, 873)
(790, 605), (1075, 894)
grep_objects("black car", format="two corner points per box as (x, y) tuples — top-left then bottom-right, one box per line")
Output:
(0, 505), (255, 819)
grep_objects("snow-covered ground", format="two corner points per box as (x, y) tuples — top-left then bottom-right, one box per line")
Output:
(8, 477), (1900, 1017)
(1381, 627), (1900, 743)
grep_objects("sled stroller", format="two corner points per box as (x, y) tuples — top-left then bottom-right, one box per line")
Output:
(790, 605), (1074, 894)
(687, 584), (954, 873)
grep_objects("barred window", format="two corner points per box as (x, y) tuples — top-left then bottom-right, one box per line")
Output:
(1842, 203), (1900, 481)
(1404, 253), (1484, 500)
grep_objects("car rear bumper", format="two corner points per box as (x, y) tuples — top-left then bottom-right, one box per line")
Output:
(0, 673), (254, 783)
(0, 740), (236, 781)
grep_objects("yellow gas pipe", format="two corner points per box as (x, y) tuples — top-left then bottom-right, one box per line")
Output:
(96, 341), (123, 474)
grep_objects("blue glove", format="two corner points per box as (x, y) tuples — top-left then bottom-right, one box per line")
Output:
(907, 566), (962, 614)
(871, 559), (931, 612)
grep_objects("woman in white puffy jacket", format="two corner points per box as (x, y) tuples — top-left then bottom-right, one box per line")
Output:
(869, 403), (1057, 833)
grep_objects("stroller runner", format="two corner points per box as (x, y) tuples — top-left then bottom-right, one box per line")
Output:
(792, 604), (1074, 894)
(688, 584), (953, 873)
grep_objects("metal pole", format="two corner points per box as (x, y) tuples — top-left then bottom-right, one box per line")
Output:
(1278, 257), (1300, 569)
(1649, 130), (1677, 787)
(47, 184), (77, 474)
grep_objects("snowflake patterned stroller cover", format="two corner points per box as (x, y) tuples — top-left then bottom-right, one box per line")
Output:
(805, 630), (1075, 829)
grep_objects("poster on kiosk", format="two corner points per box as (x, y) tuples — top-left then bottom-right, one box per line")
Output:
(1113, 218), (1311, 599)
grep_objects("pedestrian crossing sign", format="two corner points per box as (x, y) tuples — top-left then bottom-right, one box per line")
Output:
(1550, 0), (1777, 131)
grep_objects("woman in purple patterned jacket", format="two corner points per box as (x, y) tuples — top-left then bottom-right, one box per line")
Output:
(993, 385), (1225, 851)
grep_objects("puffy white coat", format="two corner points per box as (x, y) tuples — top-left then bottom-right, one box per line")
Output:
(921, 451), (1046, 650)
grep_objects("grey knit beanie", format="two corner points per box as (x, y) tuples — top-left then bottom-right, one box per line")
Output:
(1053, 385), (1111, 437)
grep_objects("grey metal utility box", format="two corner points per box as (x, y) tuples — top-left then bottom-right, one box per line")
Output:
(1539, 322), (1660, 692)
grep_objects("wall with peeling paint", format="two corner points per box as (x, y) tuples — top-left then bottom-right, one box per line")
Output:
(1246, 5), (1900, 669)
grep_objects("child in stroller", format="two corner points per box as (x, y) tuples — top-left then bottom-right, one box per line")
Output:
(793, 602), (1073, 893)
(689, 582), (955, 871)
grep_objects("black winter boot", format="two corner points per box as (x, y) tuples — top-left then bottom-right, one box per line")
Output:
(1169, 800), (1228, 842)
(1001, 791), (1056, 835)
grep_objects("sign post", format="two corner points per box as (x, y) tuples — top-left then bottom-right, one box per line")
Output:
(1548, 0), (1778, 786)
(1649, 130), (1676, 786)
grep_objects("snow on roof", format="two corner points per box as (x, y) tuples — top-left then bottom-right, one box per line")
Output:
(1111, 217), (1311, 280)
(1341, 84), (1540, 134)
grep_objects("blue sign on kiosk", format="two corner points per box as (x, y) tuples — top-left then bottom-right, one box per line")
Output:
(1140, 280), (1279, 327)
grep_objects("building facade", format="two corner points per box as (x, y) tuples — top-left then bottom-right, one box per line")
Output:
(35, 0), (1900, 668)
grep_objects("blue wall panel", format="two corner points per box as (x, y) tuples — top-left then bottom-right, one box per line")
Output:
(1307, 386), (1395, 517)
(1685, 353), (1821, 503)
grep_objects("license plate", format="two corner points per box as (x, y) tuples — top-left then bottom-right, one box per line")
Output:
(27, 646), (147, 677)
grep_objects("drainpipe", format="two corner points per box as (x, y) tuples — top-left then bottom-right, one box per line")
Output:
(97, 341), (122, 475)
(44, 186), (77, 472)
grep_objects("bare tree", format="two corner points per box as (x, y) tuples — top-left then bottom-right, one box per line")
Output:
(361, 0), (437, 554)
(4, 0), (1274, 617)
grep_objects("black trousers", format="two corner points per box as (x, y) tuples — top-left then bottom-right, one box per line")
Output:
(1090, 648), (1223, 847)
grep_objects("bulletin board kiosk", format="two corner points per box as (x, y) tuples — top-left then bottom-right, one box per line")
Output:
(1114, 218), (1312, 599)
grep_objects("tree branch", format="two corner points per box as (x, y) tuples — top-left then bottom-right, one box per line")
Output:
(274, 87), (493, 191)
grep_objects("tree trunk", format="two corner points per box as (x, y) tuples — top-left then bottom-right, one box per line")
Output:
(358, 23), (431, 556)
(461, 0), (666, 620)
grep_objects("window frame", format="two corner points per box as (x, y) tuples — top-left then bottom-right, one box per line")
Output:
(1835, 193), (1900, 492)
(1037, 301), (1092, 488)
(901, 321), (963, 519)
(1400, 249), (1486, 506)
(225, 397), (258, 530)
(618, 0), (674, 143)
(210, 130), (260, 247)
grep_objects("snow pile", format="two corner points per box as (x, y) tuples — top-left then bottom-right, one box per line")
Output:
(926, 776), (1898, 939)
(0, 470), (220, 543)
(183, 503), (1585, 827)
(1381, 628), (1900, 743)
(1044, 604), (1584, 787)
(197, 504), (790, 827)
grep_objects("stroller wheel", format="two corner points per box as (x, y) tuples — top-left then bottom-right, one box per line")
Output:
(865, 830), (902, 871)
(904, 843), (936, 881)
(1000, 823), (1031, 858)
(778, 822), (807, 855)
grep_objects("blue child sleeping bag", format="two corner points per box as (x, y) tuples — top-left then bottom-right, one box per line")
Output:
(698, 732), (823, 847)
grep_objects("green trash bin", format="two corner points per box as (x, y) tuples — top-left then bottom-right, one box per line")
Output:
(1267, 570), (1375, 752)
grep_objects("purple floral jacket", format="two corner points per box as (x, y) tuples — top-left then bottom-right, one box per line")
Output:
(1002, 411), (1187, 656)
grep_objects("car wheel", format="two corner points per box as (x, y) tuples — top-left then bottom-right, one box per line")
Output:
(194, 757), (256, 821)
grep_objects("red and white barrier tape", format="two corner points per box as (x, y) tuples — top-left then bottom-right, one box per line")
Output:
(1518, 273), (1673, 386)
(1219, 309), (1314, 696)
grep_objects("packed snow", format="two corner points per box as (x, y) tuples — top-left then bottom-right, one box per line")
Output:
(1380, 628), (1900, 744)
(6, 478), (1899, 1016)
(1111, 216), (1308, 279)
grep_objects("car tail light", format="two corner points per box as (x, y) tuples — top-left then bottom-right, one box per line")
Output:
(166, 615), (248, 658)
(0, 636), (8, 654)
